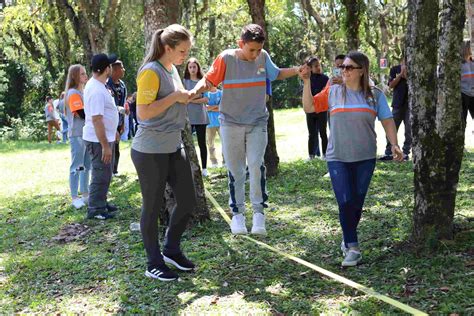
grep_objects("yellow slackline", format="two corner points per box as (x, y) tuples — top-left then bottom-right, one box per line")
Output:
(205, 189), (428, 316)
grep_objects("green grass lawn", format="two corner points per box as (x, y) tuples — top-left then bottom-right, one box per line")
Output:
(0, 108), (473, 314)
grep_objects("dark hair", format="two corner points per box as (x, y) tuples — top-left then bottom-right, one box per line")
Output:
(140, 24), (193, 70)
(184, 57), (204, 80)
(343, 51), (375, 106)
(240, 24), (266, 43)
(45, 96), (53, 102)
(335, 54), (346, 61)
(306, 56), (320, 67)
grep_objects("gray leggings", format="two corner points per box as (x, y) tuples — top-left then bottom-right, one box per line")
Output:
(131, 148), (197, 268)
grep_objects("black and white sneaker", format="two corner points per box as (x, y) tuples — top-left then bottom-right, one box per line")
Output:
(86, 209), (115, 220)
(145, 265), (179, 281)
(162, 252), (196, 271)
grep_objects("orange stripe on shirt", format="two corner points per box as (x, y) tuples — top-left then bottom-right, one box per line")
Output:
(330, 108), (376, 116)
(461, 74), (474, 78)
(223, 81), (266, 89)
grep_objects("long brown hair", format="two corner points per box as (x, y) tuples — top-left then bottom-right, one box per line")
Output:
(64, 64), (84, 92)
(183, 57), (204, 80)
(343, 51), (375, 106)
(140, 24), (193, 71)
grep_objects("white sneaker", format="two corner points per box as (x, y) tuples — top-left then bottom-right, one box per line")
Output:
(202, 169), (208, 177)
(230, 214), (248, 235)
(210, 163), (218, 168)
(82, 196), (89, 205)
(251, 213), (267, 235)
(72, 198), (85, 209)
(56, 131), (62, 140)
(323, 172), (330, 178)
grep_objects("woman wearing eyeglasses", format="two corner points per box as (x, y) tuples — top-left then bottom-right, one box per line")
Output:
(300, 51), (403, 267)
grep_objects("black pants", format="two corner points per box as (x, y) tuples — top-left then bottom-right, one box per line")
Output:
(462, 93), (474, 126)
(305, 112), (328, 157)
(84, 141), (114, 212)
(384, 106), (412, 156)
(131, 148), (197, 268)
(113, 140), (120, 174)
(192, 124), (208, 169)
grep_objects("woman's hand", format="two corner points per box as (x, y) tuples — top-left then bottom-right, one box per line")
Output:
(175, 90), (194, 104)
(391, 144), (404, 161)
(299, 65), (311, 81)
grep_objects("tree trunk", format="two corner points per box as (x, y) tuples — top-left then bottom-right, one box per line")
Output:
(247, 0), (280, 176)
(55, 0), (120, 66)
(143, 0), (209, 226)
(342, 0), (364, 51)
(407, 0), (465, 247)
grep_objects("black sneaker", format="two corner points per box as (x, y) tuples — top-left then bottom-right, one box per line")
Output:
(403, 154), (409, 161)
(86, 209), (115, 220)
(106, 203), (118, 213)
(378, 155), (393, 161)
(145, 265), (179, 281)
(162, 252), (196, 271)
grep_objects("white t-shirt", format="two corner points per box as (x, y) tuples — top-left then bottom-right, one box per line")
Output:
(82, 77), (119, 143)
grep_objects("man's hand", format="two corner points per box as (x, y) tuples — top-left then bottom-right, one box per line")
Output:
(102, 144), (113, 164)
(115, 131), (121, 143)
(331, 76), (343, 85)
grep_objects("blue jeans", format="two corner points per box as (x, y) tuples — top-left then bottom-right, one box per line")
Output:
(69, 136), (91, 198)
(60, 115), (68, 143)
(327, 159), (376, 248)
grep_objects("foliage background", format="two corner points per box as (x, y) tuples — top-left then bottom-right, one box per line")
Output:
(0, 0), (416, 140)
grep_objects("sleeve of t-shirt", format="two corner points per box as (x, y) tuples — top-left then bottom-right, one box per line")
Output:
(312, 84), (330, 113)
(87, 93), (107, 116)
(375, 90), (393, 120)
(136, 69), (160, 105)
(388, 66), (397, 85)
(264, 51), (280, 82)
(68, 93), (84, 112)
(205, 54), (226, 87)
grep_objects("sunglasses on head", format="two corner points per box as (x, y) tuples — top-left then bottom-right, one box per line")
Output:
(338, 64), (363, 71)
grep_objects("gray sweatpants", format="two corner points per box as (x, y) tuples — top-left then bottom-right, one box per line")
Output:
(220, 124), (268, 215)
(84, 141), (115, 212)
(131, 148), (197, 268)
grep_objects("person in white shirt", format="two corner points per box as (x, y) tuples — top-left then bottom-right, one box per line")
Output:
(83, 53), (119, 220)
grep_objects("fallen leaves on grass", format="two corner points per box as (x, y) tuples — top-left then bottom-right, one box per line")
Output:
(52, 223), (90, 243)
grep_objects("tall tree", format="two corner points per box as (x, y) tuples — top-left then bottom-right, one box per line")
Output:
(56, 0), (121, 65)
(341, 0), (364, 51)
(143, 0), (209, 224)
(407, 0), (465, 246)
(247, 0), (280, 176)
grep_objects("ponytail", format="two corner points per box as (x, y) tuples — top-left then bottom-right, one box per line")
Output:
(140, 24), (192, 72)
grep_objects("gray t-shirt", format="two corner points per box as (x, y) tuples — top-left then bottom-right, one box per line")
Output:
(326, 85), (393, 162)
(132, 62), (187, 154)
(461, 61), (474, 97)
(205, 49), (280, 126)
(65, 88), (85, 138)
(44, 103), (56, 122)
(184, 79), (209, 125)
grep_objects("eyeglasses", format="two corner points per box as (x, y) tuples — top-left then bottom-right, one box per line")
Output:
(338, 64), (363, 71)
